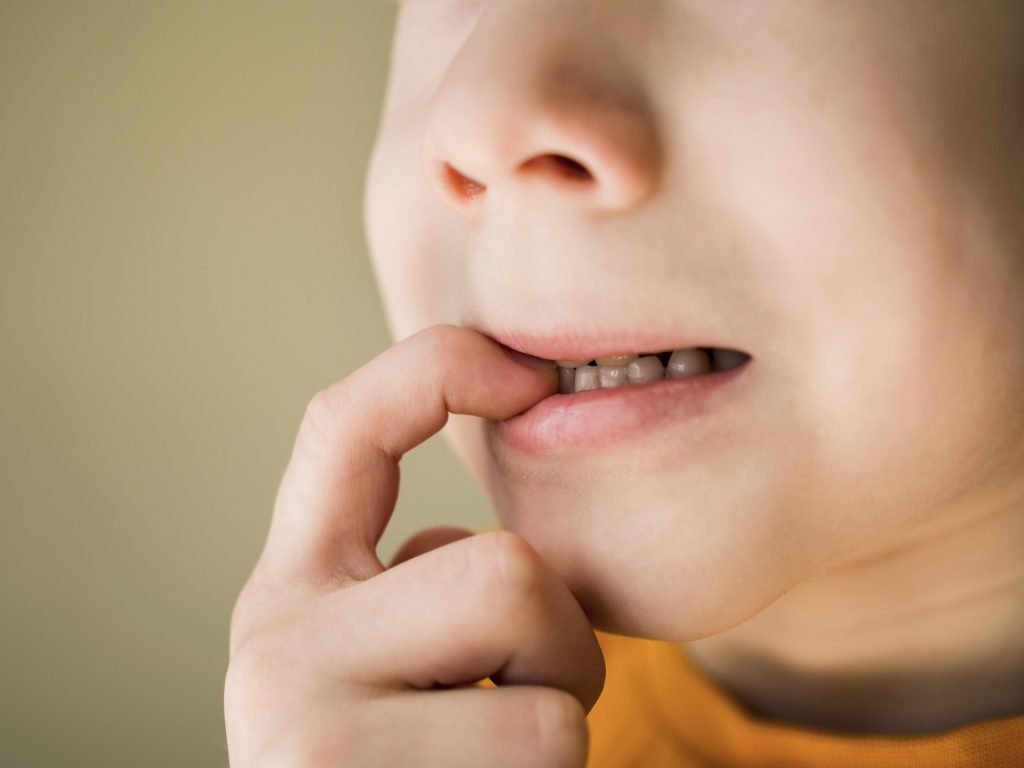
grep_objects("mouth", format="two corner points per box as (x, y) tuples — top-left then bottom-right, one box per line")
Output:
(554, 347), (750, 394)
(484, 330), (755, 454)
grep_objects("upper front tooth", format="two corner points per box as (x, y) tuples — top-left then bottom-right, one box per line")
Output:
(595, 354), (638, 366)
(626, 355), (665, 384)
(666, 348), (711, 378)
(556, 359), (590, 368)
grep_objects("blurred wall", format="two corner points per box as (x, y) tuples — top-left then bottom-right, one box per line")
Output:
(0, 3), (495, 765)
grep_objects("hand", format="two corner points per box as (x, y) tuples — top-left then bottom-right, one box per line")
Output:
(224, 325), (606, 767)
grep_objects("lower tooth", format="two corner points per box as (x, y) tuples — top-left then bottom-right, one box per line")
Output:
(666, 348), (711, 378)
(573, 367), (602, 393)
(598, 365), (629, 388)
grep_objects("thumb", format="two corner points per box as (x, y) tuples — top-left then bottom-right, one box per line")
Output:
(387, 525), (476, 568)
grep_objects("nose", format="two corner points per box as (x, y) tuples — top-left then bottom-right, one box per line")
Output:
(420, 3), (660, 221)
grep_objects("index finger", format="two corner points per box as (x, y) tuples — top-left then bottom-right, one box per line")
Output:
(254, 324), (557, 588)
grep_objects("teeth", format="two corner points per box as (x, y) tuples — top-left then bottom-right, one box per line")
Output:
(626, 355), (665, 384)
(558, 366), (575, 394)
(557, 347), (749, 394)
(710, 348), (751, 371)
(666, 348), (711, 379)
(595, 354), (638, 366)
(598, 365), (629, 388)
(573, 366), (602, 392)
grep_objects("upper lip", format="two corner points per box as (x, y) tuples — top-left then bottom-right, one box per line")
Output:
(478, 324), (746, 362)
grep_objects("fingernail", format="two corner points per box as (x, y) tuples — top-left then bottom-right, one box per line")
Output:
(503, 347), (558, 372)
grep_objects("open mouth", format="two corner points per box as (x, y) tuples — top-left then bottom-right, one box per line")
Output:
(555, 347), (752, 394)
(480, 327), (756, 452)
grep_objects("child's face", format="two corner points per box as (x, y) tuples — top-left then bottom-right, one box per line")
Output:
(363, 1), (1024, 639)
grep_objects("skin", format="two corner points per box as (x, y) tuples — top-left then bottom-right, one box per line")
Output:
(362, 0), (1024, 736)
(226, 330), (600, 765)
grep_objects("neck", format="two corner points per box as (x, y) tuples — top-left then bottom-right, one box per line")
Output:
(681, 497), (1024, 734)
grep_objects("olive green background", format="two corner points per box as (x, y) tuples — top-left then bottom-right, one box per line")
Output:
(0, 3), (494, 765)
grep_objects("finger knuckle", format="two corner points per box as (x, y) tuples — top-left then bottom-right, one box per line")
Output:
(228, 577), (284, 657)
(468, 531), (545, 608)
(225, 618), (365, 768)
(299, 387), (344, 447)
(226, 628), (279, 693)
(531, 689), (589, 768)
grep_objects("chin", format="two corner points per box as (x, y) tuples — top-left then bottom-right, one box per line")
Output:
(495, 504), (784, 642)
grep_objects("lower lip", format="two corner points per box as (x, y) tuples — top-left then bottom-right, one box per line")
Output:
(494, 360), (754, 454)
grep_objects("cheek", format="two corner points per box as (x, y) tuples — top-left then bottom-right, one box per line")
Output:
(845, 294), (1024, 521)
(480, 236), (1024, 641)
(704, 62), (1024, 543)
(804, 203), (1024, 526)
(365, 129), (457, 341)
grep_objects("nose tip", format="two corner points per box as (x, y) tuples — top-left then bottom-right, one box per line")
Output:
(419, 12), (661, 222)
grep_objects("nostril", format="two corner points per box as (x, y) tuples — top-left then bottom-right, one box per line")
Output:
(441, 161), (487, 202)
(435, 153), (594, 210)
(522, 153), (594, 183)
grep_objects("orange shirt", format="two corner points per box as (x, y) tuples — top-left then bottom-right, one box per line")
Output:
(586, 629), (1024, 767)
